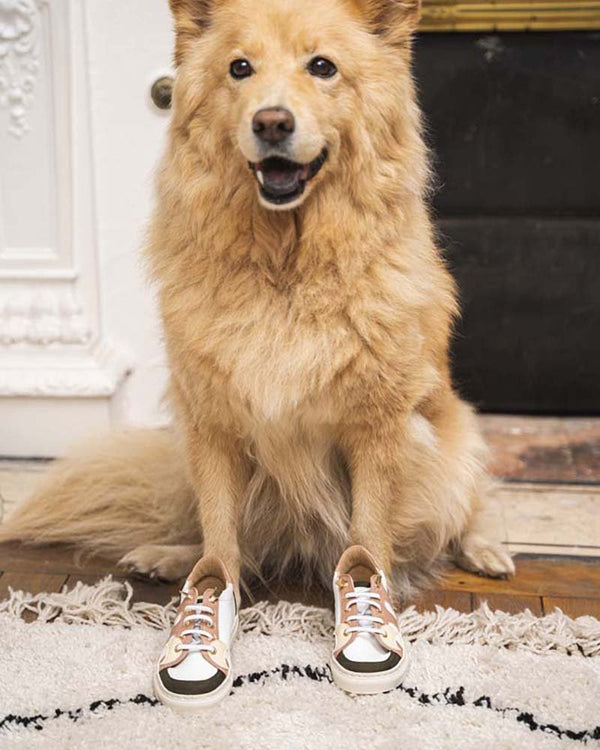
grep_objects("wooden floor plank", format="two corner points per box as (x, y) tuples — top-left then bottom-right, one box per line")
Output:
(481, 415), (600, 483)
(129, 579), (181, 607)
(543, 596), (600, 619)
(441, 557), (600, 599)
(473, 592), (543, 615)
(413, 589), (472, 613)
(0, 543), (121, 577)
(64, 573), (119, 589)
(1, 543), (600, 617)
(0, 571), (69, 622)
(0, 571), (68, 600)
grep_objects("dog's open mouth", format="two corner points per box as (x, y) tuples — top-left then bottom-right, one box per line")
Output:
(249, 148), (328, 205)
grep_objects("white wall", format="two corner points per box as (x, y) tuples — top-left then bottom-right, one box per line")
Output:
(0, 0), (174, 456)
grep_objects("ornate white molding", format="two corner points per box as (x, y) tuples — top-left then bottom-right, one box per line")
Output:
(0, 0), (135, 410)
(0, 340), (132, 397)
(0, 0), (48, 138)
(0, 285), (90, 345)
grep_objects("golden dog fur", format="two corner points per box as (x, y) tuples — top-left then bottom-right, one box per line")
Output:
(1, 0), (514, 596)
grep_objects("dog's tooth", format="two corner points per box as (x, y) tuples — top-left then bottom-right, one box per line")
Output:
(256, 170), (264, 186)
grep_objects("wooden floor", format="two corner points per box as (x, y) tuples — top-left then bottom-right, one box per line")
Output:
(1, 415), (599, 621)
(1, 542), (599, 622)
(480, 414), (600, 484)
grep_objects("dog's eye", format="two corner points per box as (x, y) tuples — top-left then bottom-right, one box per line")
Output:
(230, 59), (253, 80)
(307, 56), (337, 79)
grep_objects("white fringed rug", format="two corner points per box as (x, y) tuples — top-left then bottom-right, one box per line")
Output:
(1, 579), (599, 749)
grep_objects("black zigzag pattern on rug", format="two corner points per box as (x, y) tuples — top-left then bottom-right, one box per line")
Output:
(1, 664), (598, 743)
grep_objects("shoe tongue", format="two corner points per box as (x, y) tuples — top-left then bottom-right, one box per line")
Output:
(199, 586), (217, 604)
(353, 584), (374, 620)
(183, 585), (217, 608)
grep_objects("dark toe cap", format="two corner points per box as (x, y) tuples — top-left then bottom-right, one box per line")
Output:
(158, 667), (227, 696)
(335, 651), (401, 673)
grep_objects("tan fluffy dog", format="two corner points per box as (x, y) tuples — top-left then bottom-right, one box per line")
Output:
(1, 0), (514, 596)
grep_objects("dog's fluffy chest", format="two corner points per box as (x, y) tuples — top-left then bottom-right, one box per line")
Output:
(173, 274), (364, 424)
(216, 300), (359, 423)
(165, 248), (427, 429)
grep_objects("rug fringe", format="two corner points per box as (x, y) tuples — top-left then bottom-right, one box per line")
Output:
(1, 576), (598, 656)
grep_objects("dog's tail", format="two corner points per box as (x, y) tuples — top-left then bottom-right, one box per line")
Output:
(0, 429), (198, 560)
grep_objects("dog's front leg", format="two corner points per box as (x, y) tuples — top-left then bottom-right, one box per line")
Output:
(184, 421), (250, 595)
(341, 422), (406, 578)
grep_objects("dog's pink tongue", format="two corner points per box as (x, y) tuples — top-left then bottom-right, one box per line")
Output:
(262, 163), (299, 188)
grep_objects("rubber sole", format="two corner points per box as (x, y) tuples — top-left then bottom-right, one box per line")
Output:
(153, 668), (233, 713)
(329, 645), (410, 695)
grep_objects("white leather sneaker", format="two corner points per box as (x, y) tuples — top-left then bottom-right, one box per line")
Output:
(330, 545), (409, 695)
(153, 555), (238, 712)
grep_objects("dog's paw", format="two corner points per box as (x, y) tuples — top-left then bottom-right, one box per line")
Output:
(118, 544), (202, 582)
(455, 535), (515, 579)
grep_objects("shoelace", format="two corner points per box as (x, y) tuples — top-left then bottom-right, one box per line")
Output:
(177, 603), (217, 654)
(344, 590), (385, 636)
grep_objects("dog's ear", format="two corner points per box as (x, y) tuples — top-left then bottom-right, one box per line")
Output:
(169, 0), (213, 65)
(355, 0), (422, 44)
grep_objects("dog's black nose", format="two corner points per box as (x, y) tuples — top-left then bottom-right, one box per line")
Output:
(252, 107), (295, 145)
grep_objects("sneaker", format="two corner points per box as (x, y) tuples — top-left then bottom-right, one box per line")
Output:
(153, 555), (238, 711)
(330, 545), (409, 695)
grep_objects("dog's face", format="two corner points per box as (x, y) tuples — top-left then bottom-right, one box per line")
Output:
(170, 0), (420, 210)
